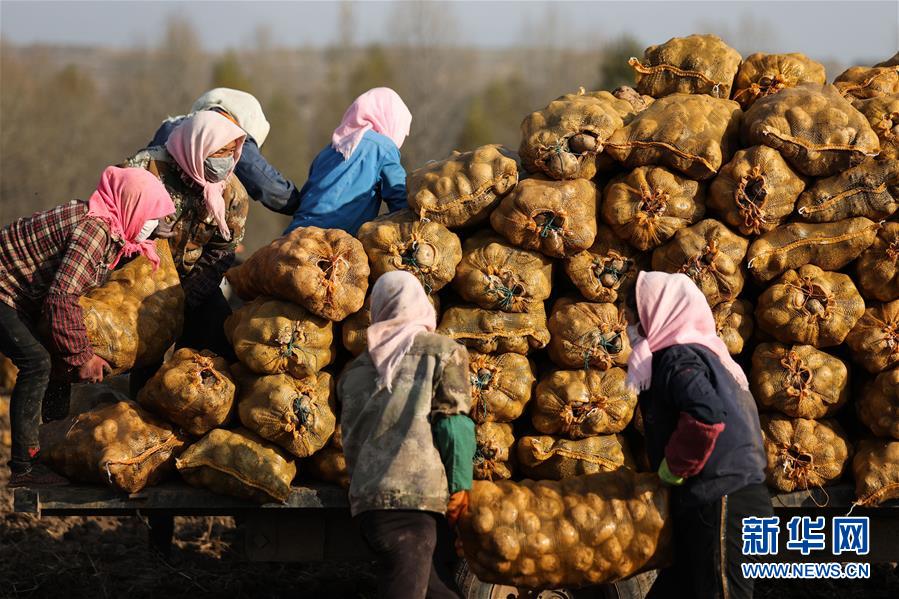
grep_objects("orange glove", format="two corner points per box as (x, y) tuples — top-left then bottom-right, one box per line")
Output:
(446, 490), (470, 527)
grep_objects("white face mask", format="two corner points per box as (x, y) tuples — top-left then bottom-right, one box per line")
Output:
(136, 219), (159, 242)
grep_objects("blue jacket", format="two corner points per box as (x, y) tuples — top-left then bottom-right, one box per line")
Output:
(285, 130), (408, 236)
(151, 118), (301, 215)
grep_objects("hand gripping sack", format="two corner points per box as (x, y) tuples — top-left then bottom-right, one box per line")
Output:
(137, 348), (236, 436)
(834, 65), (899, 101)
(533, 368), (636, 438)
(79, 239), (184, 374)
(601, 166), (706, 251)
(341, 294), (440, 356)
(176, 428), (296, 503)
(747, 218), (879, 282)
(731, 52), (827, 110)
(708, 145), (805, 236)
(469, 352), (535, 424)
(756, 266), (865, 347)
(628, 34), (741, 99)
(225, 297), (334, 378)
(605, 94), (743, 180)
(237, 371), (336, 458)
(356, 210), (462, 293)
(407, 144), (519, 228)
(713, 299), (754, 355)
(853, 439), (899, 506)
(474, 422), (515, 481)
(457, 472), (671, 589)
(651, 219), (748, 306)
(760, 414), (851, 493)
(438, 303), (550, 355)
(856, 221), (899, 302)
(225, 227), (369, 321)
(40, 400), (187, 493)
(453, 232), (553, 313)
(490, 176), (597, 258)
(305, 425), (349, 489)
(517, 435), (633, 480)
(796, 159), (899, 222)
(564, 224), (649, 304)
(750, 343), (849, 419)
(858, 368), (899, 439)
(853, 94), (899, 159)
(742, 84), (880, 177)
(547, 299), (631, 370)
(845, 300), (899, 373)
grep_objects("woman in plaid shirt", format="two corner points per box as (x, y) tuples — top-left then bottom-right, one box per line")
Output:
(0, 167), (175, 487)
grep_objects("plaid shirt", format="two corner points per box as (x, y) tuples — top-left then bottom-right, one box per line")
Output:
(0, 201), (121, 367)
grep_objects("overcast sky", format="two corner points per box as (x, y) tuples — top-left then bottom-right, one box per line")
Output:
(1, 1), (897, 64)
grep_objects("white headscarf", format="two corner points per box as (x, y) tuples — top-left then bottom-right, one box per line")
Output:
(191, 88), (271, 147)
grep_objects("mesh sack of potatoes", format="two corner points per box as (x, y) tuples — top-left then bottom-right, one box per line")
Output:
(564, 225), (649, 304)
(731, 52), (827, 110)
(601, 166), (706, 251)
(407, 144), (519, 228)
(438, 303), (550, 355)
(519, 89), (639, 180)
(858, 368), (899, 439)
(750, 343), (849, 419)
(845, 300), (899, 373)
(469, 352), (535, 424)
(175, 427), (296, 503)
(853, 94), (899, 159)
(796, 159), (899, 222)
(490, 176), (597, 258)
(853, 439), (899, 506)
(341, 294), (440, 356)
(457, 471), (671, 589)
(760, 414), (852, 493)
(834, 65), (899, 101)
(708, 146), (805, 236)
(746, 217), (879, 283)
(304, 424), (349, 489)
(547, 299), (631, 370)
(225, 297), (333, 379)
(605, 94), (743, 180)
(78, 240), (184, 374)
(0, 353), (17, 392)
(357, 210), (462, 293)
(713, 299), (754, 355)
(652, 219), (748, 307)
(742, 84), (880, 177)
(517, 435), (633, 480)
(40, 400), (187, 493)
(225, 226), (369, 321)
(474, 422), (515, 481)
(856, 221), (899, 302)
(238, 371), (335, 458)
(533, 368), (636, 438)
(137, 348), (236, 437)
(628, 34), (741, 99)
(756, 265), (865, 347)
(453, 232), (553, 313)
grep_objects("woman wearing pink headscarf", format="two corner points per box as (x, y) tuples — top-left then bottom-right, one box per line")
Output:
(285, 87), (412, 236)
(0, 166), (174, 487)
(626, 272), (771, 599)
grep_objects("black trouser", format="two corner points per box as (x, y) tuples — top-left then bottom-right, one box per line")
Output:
(355, 510), (461, 599)
(648, 483), (774, 599)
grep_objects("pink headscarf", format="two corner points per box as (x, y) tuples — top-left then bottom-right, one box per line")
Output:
(86, 166), (176, 270)
(331, 87), (412, 159)
(165, 111), (246, 240)
(367, 271), (436, 391)
(626, 271), (749, 392)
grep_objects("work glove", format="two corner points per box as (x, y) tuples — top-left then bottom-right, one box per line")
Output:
(658, 458), (685, 486)
(446, 490), (470, 527)
(78, 355), (110, 384)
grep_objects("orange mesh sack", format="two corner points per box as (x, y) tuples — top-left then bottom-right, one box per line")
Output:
(40, 400), (187, 493)
(357, 210), (462, 293)
(453, 232), (553, 313)
(304, 424), (349, 489)
(457, 472), (671, 588)
(750, 343), (849, 419)
(796, 159), (899, 222)
(629, 34), (741, 99)
(853, 439), (899, 506)
(547, 299), (631, 370)
(490, 176), (597, 258)
(605, 94), (742, 180)
(225, 227), (369, 321)
(564, 225), (650, 304)
(407, 144), (519, 228)
(341, 294), (440, 356)
(601, 166), (705, 251)
(834, 65), (899, 101)
(533, 368), (636, 438)
(517, 435), (633, 480)
(858, 368), (899, 439)
(853, 94), (899, 159)
(742, 84), (880, 177)
(731, 52), (827, 110)
(137, 348), (236, 437)
(845, 300), (899, 373)
(713, 299), (754, 355)
(438, 303), (550, 355)
(708, 146), (805, 236)
(474, 422), (515, 481)
(747, 218), (879, 282)
(225, 298), (333, 378)
(651, 219), (748, 306)
(756, 265), (865, 347)
(760, 414), (851, 493)
(79, 239), (184, 374)
(856, 221), (899, 302)
(469, 352), (535, 424)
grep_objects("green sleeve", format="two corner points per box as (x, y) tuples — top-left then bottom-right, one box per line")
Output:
(432, 414), (476, 495)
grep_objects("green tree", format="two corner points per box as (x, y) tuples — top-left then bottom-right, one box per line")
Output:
(597, 35), (644, 90)
(211, 51), (253, 92)
(456, 75), (533, 151)
(347, 45), (396, 99)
